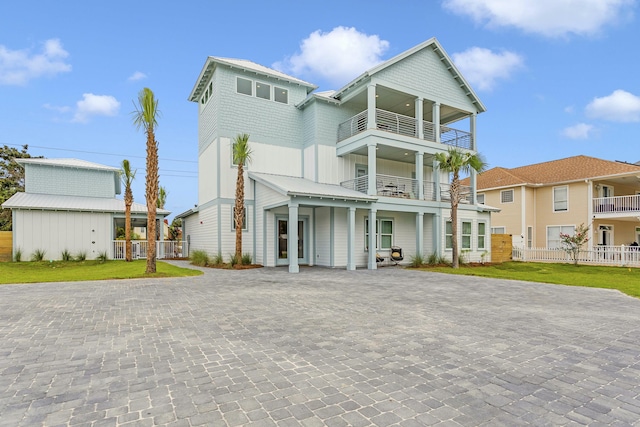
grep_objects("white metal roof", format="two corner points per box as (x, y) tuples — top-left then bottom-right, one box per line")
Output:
(17, 158), (120, 172)
(2, 192), (170, 215)
(249, 172), (377, 202)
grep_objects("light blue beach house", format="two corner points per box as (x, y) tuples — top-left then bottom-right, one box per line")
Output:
(177, 37), (493, 272)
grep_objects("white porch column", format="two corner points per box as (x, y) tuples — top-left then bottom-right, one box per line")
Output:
(470, 170), (477, 205)
(470, 113), (477, 151)
(587, 180), (593, 251)
(416, 212), (424, 256)
(347, 207), (356, 270)
(433, 158), (441, 202)
(367, 143), (377, 196)
(288, 203), (299, 273)
(367, 84), (377, 130)
(368, 208), (377, 270)
(433, 102), (441, 143)
(433, 212), (442, 255)
(416, 152), (424, 200)
(416, 97), (424, 139)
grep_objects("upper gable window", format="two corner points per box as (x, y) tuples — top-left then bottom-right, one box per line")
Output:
(256, 82), (271, 100)
(237, 77), (252, 96)
(274, 86), (288, 104)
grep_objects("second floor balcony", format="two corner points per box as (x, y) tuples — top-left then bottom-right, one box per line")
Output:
(340, 173), (473, 203)
(593, 194), (640, 215)
(337, 109), (472, 150)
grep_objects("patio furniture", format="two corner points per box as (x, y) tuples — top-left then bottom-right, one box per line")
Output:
(390, 246), (403, 265)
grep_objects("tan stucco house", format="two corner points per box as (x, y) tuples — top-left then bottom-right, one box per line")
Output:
(466, 155), (640, 250)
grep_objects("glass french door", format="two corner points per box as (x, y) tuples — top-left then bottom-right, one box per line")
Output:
(277, 218), (307, 265)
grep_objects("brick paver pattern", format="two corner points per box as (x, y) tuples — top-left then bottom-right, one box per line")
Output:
(1, 263), (640, 426)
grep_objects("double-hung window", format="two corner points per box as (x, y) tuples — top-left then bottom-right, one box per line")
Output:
(462, 221), (472, 249)
(445, 221), (453, 249)
(477, 222), (486, 250)
(547, 225), (574, 248)
(232, 207), (248, 231)
(365, 218), (393, 250)
(553, 186), (568, 212)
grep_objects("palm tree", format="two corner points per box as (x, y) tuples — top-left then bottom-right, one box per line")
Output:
(132, 87), (160, 273)
(121, 159), (136, 262)
(232, 133), (252, 260)
(435, 147), (487, 268)
(157, 186), (167, 209)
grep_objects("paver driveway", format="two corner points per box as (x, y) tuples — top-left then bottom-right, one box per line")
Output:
(1, 263), (640, 426)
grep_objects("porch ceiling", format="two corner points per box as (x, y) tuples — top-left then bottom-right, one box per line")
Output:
(345, 85), (470, 124)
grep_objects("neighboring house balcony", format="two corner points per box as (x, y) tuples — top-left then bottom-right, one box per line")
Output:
(337, 109), (472, 150)
(593, 195), (640, 219)
(340, 173), (472, 203)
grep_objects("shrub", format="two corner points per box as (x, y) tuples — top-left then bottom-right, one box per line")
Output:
(30, 249), (46, 262)
(96, 251), (108, 263)
(229, 253), (240, 267)
(241, 252), (252, 265)
(61, 249), (72, 261)
(190, 250), (210, 266)
(75, 251), (87, 261)
(409, 253), (425, 267)
(427, 252), (448, 266)
(14, 247), (22, 262)
(459, 250), (471, 266)
(211, 252), (224, 266)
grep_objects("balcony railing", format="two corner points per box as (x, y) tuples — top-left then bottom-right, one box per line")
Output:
(593, 195), (640, 214)
(337, 108), (472, 150)
(439, 183), (473, 204)
(340, 174), (473, 203)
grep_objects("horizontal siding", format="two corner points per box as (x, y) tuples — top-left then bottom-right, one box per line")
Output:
(25, 164), (116, 198)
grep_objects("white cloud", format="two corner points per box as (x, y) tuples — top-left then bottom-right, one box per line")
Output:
(562, 123), (595, 139)
(128, 71), (147, 81)
(452, 47), (524, 91)
(273, 26), (389, 87)
(43, 103), (71, 113)
(0, 38), (71, 85)
(585, 89), (640, 122)
(72, 93), (120, 123)
(443, 0), (634, 37)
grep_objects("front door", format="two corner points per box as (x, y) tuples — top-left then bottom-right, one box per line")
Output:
(276, 217), (307, 265)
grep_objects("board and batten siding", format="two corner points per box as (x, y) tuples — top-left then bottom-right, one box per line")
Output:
(198, 141), (218, 205)
(14, 210), (111, 260)
(374, 46), (477, 113)
(25, 165), (116, 198)
(314, 207), (331, 266)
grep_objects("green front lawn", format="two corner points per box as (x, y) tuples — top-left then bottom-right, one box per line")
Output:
(0, 260), (202, 284)
(418, 262), (640, 298)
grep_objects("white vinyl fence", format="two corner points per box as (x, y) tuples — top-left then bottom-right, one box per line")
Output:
(112, 240), (188, 260)
(513, 245), (640, 267)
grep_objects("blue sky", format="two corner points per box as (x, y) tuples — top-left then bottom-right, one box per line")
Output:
(1, 0), (639, 219)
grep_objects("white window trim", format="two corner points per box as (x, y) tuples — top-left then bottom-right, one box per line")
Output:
(232, 206), (248, 231)
(477, 221), (487, 250)
(255, 80), (272, 101)
(491, 226), (506, 234)
(500, 189), (514, 204)
(236, 77), (253, 96)
(477, 193), (485, 204)
(546, 224), (576, 249)
(553, 185), (569, 212)
(461, 221), (472, 250)
(445, 220), (453, 250)
(365, 217), (394, 251)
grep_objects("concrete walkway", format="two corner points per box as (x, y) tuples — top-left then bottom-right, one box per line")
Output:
(1, 263), (640, 426)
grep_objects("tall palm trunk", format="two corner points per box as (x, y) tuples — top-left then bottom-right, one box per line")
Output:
(145, 130), (158, 273)
(235, 162), (244, 260)
(450, 171), (460, 268)
(124, 187), (133, 261)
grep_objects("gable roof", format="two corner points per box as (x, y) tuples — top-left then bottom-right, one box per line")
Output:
(471, 155), (640, 190)
(249, 172), (377, 202)
(17, 158), (120, 172)
(2, 192), (170, 216)
(331, 37), (486, 113)
(189, 56), (317, 102)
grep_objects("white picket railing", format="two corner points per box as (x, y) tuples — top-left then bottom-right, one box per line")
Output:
(513, 245), (640, 267)
(112, 240), (188, 260)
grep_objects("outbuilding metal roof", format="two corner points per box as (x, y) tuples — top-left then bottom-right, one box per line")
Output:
(17, 158), (120, 172)
(2, 192), (170, 215)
